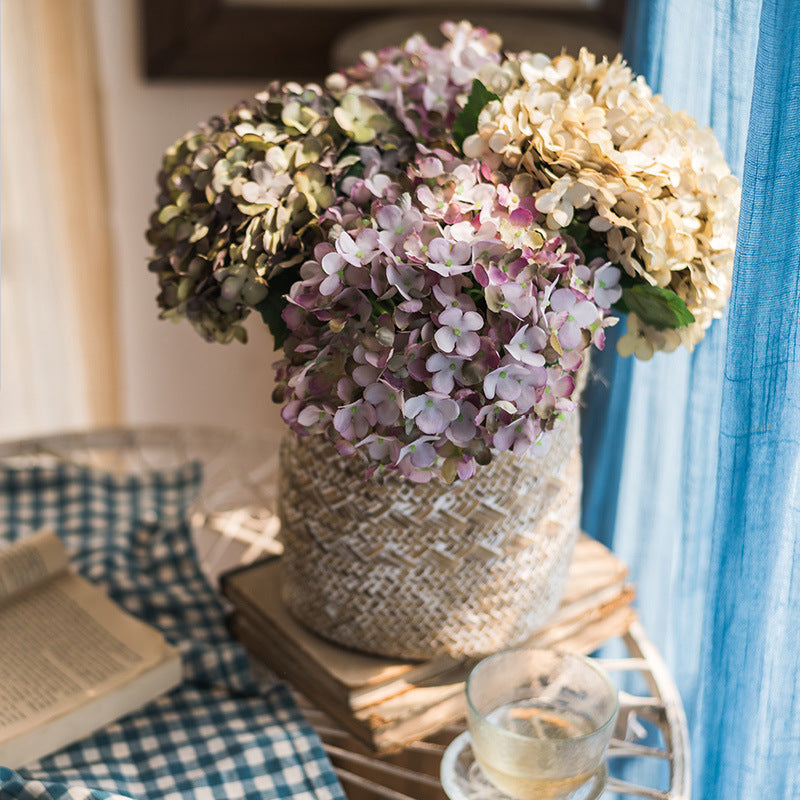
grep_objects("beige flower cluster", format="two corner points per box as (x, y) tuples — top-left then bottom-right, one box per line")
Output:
(464, 48), (740, 357)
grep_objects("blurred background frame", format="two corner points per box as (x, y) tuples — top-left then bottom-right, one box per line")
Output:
(140, 0), (627, 81)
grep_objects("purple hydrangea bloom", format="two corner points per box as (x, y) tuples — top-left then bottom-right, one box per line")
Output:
(405, 391), (460, 434)
(363, 381), (403, 426)
(337, 228), (381, 267)
(334, 399), (377, 440)
(446, 400), (479, 445)
(493, 417), (541, 455)
(548, 288), (599, 350)
(376, 202), (424, 253)
(506, 324), (547, 366)
(434, 307), (483, 356)
(483, 361), (531, 403)
(592, 263), (622, 309)
(270, 30), (619, 482)
(426, 352), (466, 393)
(426, 238), (473, 277)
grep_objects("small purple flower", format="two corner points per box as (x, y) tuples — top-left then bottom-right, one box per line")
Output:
(493, 417), (541, 455)
(559, 350), (585, 372)
(319, 251), (346, 296)
(548, 288), (598, 350)
(592, 264), (622, 309)
(485, 280), (535, 319)
(280, 399), (303, 427)
(537, 369), (576, 412)
(456, 458), (476, 481)
(446, 400), (479, 445)
(240, 159), (293, 205)
(334, 439), (357, 458)
(425, 352), (466, 393)
(386, 262), (425, 300)
(405, 391), (460, 434)
(351, 345), (382, 387)
(336, 228), (381, 267)
(357, 433), (400, 463)
(376, 201), (424, 253)
(514, 376), (545, 415)
(417, 155), (444, 178)
(422, 74), (449, 115)
(393, 297), (424, 329)
(337, 377), (356, 403)
(483, 361), (530, 403)
(416, 184), (452, 221)
(506, 325), (547, 366)
(296, 404), (331, 433)
(434, 307), (483, 356)
(364, 172), (399, 201)
(397, 435), (439, 470)
(333, 399), (377, 441)
(426, 237), (472, 276)
(432, 282), (477, 312)
(363, 381), (402, 426)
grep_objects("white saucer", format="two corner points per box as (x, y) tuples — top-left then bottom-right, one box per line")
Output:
(440, 731), (608, 800)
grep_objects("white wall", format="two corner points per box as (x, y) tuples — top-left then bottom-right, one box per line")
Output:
(92, 0), (283, 434)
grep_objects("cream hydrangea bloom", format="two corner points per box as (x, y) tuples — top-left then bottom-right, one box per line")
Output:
(617, 312), (682, 360)
(466, 47), (740, 356)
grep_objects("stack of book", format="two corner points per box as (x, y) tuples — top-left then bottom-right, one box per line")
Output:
(221, 535), (635, 753)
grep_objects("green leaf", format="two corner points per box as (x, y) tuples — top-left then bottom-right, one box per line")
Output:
(618, 284), (695, 330)
(255, 265), (301, 349)
(453, 79), (500, 152)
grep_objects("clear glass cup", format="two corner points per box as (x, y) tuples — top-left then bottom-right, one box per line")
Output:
(466, 648), (618, 800)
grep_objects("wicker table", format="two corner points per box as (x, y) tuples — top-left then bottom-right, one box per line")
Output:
(0, 425), (690, 800)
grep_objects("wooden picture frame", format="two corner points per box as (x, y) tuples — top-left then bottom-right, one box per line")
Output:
(139, 0), (626, 81)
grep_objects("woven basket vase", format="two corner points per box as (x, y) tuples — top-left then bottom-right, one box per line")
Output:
(277, 407), (583, 660)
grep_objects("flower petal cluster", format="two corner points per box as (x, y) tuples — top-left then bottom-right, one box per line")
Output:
(147, 81), (409, 343)
(462, 48), (740, 355)
(277, 146), (618, 482)
(147, 21), (739, 481)
(330, 20), (503, 141)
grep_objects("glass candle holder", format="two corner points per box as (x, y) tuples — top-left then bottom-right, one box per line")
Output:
(466, 648), (618, 800)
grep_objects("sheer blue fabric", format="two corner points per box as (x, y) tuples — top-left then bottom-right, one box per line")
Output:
(581, 0), (800, 797)
(695, 2), (800, 796)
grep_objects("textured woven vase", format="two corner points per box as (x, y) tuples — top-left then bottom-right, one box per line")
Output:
(277, 409), (583, 660)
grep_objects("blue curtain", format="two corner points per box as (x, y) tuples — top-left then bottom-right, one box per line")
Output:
(581, 1), (800, 797)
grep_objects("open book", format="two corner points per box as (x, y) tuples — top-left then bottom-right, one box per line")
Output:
(0, 529), (182, 769)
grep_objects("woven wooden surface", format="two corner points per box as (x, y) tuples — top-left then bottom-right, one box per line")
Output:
(278, 413), (583, 659)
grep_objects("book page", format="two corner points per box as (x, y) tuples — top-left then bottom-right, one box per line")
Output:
(0, 529), (69, 603)
(0, 569), (177, 744)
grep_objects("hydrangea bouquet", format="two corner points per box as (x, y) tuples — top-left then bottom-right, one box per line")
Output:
(147, 22), (739, 484)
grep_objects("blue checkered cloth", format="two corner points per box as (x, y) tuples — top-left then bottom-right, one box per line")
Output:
(0, 461), (346, 800)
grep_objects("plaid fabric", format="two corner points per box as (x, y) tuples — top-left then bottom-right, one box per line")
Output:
(0, 461), (345, 800)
